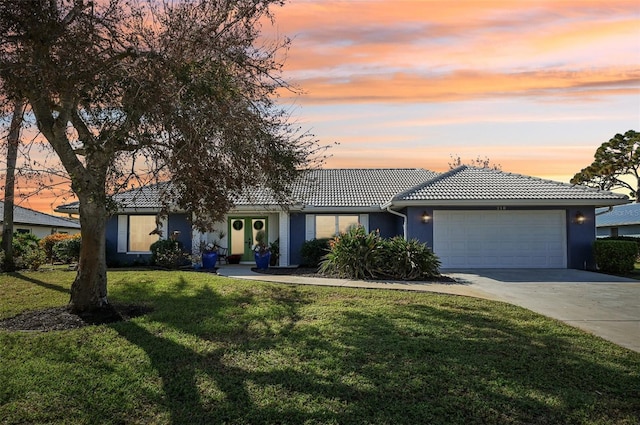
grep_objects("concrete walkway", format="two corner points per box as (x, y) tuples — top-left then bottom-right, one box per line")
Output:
(216, 266), (640, 353)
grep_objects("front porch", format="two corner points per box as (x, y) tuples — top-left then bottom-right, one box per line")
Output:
(192, 211), (291, 266)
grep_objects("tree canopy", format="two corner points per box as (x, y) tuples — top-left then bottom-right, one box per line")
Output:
(0, 0), (320, 311)
(571, 130), (639, 202)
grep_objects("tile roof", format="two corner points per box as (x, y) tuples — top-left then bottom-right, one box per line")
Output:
(0, 202), (80, 228)
(109, 182), (169, 209)
(56, 166), (628, 213)
(393, 166), (629, 203)
(56, 182), (170, 212)
(234, 168), (439, 207)
(297, 168), (440, 207)
(596, 203), (640, 227)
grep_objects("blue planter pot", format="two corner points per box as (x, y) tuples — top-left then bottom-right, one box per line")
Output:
(201, 252), (218, 269)
(254, 252), (271, 270)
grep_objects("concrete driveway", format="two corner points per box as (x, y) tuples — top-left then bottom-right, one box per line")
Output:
(444, 269), (640, 352)
(218, 266), (640, 352)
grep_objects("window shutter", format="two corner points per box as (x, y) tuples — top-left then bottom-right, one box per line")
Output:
(305, 214), (315, 241)
(117, 215), (128, 253)
(160, 216), (168, 240)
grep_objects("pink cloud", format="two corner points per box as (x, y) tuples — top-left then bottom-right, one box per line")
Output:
(279, 68), (640, 104)
(268, 0), (640, 105)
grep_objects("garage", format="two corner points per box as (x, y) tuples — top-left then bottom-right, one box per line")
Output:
(433, 210), (567, 268)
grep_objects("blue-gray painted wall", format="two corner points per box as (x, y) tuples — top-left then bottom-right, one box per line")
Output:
(105, 216), (121, 266)
(286, 207), (598, 269)
(105, 208), (599, 270)
(566, 208), (596, 270)
(406, 206), (434, 248)
(169, 213), (193, 251)
(105, 213), (192, 267)
(369, 212), (402, 238)
(287, 212), (400, 265)
(288, 213), (307, 265)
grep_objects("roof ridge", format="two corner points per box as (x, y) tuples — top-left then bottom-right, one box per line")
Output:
(500, 168), (629, 197)
(310, 167), (432, 172)
(448, 166), (625, 196)
(390, 166), (465, 202)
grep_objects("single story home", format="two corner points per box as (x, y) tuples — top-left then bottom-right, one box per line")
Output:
(55, 166), (628, 269)
(596, 203), (640, 238)
(1, 201), (81, 238)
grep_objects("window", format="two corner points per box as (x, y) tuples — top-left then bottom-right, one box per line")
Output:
(315, 215), (359, 239)
(129, 215), (159, 252)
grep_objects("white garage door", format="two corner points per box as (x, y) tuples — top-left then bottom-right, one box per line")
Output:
(433, 210), (567, 268)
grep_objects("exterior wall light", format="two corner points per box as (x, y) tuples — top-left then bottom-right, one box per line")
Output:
(574, 212), (585, 225)
(421, 211), (431, 223)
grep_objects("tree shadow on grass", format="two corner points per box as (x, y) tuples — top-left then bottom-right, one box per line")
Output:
(8, 272), (70, 294)
(109, 276), (640, 424)
(328, 302), (640, 424)
(111, 277), (365, 424)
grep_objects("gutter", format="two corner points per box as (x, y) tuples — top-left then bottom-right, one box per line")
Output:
(385, 205), (408, 240)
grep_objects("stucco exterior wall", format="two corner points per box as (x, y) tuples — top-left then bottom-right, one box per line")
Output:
(566, 208), (596, 270)
(105, 213), (192, 267)
(288, 213), (307, 266)
(287, 212), (401, 266)
(369, 212), (402, 238)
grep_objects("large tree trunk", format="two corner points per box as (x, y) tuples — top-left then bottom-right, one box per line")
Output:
(1, 100), (25, 272)
(68, 185), (109, 313)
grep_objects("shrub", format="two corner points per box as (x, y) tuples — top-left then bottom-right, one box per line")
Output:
(300, 238), (331, 268)
(12, 232), (40, 258)
(22, 248), (47, 271)
(599, 236), (640, 257)
(593, 240), (637, 274)
(377, 236), (441, 280)
(320, 227), (380, 279)
(150, 239), (189, 269)
(151, 239), (180, 263)
(52, 235), (82, 263)
(319, 226), (440, 280)
(1, 233), (46, 271)
(40, 233), (77, 263)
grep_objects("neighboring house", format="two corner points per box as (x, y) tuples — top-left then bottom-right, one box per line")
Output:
(596, 203), (640, 238)
(55, 166), (628, 269)
(1, 201), (81, 238)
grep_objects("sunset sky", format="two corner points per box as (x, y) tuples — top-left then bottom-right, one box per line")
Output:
(5, 0), (640, 214)
(272, 0), (639, 178)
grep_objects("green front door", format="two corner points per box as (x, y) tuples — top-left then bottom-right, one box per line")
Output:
(228, 217), (268, 261)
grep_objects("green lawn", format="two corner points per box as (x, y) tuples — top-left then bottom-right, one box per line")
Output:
(1, 271), (639, 425)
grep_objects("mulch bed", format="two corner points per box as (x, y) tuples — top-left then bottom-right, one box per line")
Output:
(0, 303), (152, 332)
(252, 267), (458, 283)
(251, 267), (322, 277)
